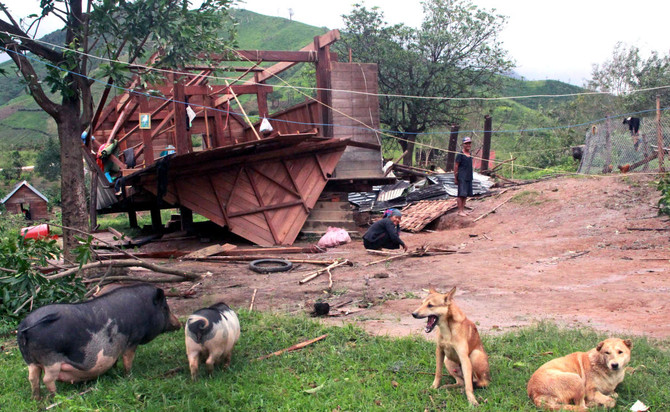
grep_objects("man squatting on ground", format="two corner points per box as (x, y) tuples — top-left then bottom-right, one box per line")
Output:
(362, 209), (408, 251)
(454, 136), (473, 217)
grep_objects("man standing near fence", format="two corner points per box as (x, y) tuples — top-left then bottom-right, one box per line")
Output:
(454, 137), (473, 217)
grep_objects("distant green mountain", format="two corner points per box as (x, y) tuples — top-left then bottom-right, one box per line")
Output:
(500, 78), (584, 111)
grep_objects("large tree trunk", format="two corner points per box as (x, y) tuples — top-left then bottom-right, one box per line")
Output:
(399, 134), (417, 166)
(57, 100), (88, 261)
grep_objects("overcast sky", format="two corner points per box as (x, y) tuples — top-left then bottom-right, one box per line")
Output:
(5, 0), (670, 87)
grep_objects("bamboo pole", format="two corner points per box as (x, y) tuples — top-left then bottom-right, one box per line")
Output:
(225, 80), (261, 140)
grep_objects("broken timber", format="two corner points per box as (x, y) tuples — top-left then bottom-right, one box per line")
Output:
(87, 29), (387, 246)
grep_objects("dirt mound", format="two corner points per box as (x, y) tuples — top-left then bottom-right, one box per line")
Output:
(162, 174), (669, 339)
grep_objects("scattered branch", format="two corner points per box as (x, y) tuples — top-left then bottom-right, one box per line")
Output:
(45, 259), (201, 281)
(473, 196), (513, 222)
(299, 259), (351, 285)
(257, 334), (328, 361)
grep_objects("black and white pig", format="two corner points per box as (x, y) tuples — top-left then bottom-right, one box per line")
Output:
(185, 302), (240, 380)
(17, 283), (181, 399)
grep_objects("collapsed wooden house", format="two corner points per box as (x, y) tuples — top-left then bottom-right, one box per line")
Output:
(85, 30), (389, 245)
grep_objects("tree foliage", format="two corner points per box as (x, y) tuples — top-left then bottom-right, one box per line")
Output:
(336, 0), (513, 164)
(1, 150), (23, 181)
(0, 0), (237, 257)
(588, 42), (670, 112)
(35, 137), (61, 180)
(0, 215), (85, 319)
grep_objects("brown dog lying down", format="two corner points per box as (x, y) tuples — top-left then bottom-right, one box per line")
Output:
(412, 287), (490, 406)
(527, 338), (632, 410)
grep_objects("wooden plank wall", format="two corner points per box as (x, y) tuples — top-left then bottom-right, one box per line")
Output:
(139, 146), (345, 245)
(330, 62), (384, 178)
(4, 186), (48, 220)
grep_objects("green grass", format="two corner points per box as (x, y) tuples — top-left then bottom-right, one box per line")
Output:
(509, 190), (549, 206)
(96, 210), (210, 238)
(1, 314), (668, 411)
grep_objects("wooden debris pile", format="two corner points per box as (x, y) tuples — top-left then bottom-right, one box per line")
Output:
(364, 244), (458, 267)
(400, 199), (458, 232)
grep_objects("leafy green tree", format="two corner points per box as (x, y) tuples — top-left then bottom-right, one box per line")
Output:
(588, 42), (670, 112)
(0, 0), (236, 258)
(1, 150), (23, 181)
(35, 137), (61, 181)
(336, 0), (512, 165)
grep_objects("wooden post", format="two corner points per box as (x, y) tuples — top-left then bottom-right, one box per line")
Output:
(173, 77), (192, 155)
(180, 206), (194, 233)
(89, 175), (98, 232)
(657, 95), (665, 172)
(481, 115), (492, 172)
(128, 209), (138, 228)
(256, 74), (270, 120)
(315, 35), (333, 137)
(150, 207), (163, 232)
(603, 115), (612, 173)
(139, 95), (154, 165)
(445, 124), (460, 171)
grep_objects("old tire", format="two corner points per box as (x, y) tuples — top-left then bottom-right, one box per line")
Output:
(248, 259), (293, 274)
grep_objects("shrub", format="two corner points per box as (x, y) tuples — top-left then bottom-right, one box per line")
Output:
(0, 218), (85, 320)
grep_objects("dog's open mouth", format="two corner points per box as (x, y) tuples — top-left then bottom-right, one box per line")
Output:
(425, 315), (438, 333)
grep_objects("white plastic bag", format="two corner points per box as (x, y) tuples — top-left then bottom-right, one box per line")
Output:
(317, 227), (351, 248)
(260, 117), (273, 133)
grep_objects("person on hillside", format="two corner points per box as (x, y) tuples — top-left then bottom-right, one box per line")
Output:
(363, 209), (408, 251)
(454, 136), (474, 217)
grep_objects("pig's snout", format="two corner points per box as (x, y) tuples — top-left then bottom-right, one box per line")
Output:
(167, 313), (181, 331)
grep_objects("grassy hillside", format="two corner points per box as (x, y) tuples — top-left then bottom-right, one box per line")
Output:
(500, 78), (584, 111)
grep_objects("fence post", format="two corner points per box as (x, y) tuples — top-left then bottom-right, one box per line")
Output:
(657, 95), (665, 172)
(445, 124), (460, 171)
(481, 115), (492, 172)
(603, 115), (612, 174)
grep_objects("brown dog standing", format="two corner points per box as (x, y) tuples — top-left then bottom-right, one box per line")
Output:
(527, 338), (632, 410)
(412, 287), (490, 406)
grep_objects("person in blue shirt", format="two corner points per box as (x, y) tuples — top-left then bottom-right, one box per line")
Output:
(363, 209), (408, 251)
(454, 136), (473, 217)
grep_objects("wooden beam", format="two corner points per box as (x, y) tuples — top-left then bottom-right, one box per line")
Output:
(203, 50), (319, 63)
(281, 159), (310, 214)
(140, 96), (154, 165)
(244, 168), (280, 244)
(256, 30), (340, 83)
(181, 66), (264, 72)
(208, 174), (230, 227)
(173, 77), (191, 155)
(313, 153), (328, 180)
(227, 200), (306, 218)
(249, 166), (301, 198)
(154, 84), (273, 97)
(315, 34), (333, 137)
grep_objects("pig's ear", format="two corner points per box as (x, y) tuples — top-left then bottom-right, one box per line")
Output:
(153, 288), (166, 305)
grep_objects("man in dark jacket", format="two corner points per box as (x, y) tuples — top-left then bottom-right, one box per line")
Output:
(454, 136), (473, 217)
(363, 209), (408, 251)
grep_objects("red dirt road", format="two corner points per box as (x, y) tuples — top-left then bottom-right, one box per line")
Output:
(163, 174), (669, 339)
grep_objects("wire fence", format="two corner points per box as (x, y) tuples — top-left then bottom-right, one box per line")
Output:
(579, 113), (670, 174)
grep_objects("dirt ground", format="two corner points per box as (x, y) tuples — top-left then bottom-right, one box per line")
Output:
(144, 174), (669, 340)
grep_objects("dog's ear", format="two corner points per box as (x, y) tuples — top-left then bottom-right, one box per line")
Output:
(445, 287), (456, 302)
(596, 341), (605, 352)
(623, 339), (633, 349)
